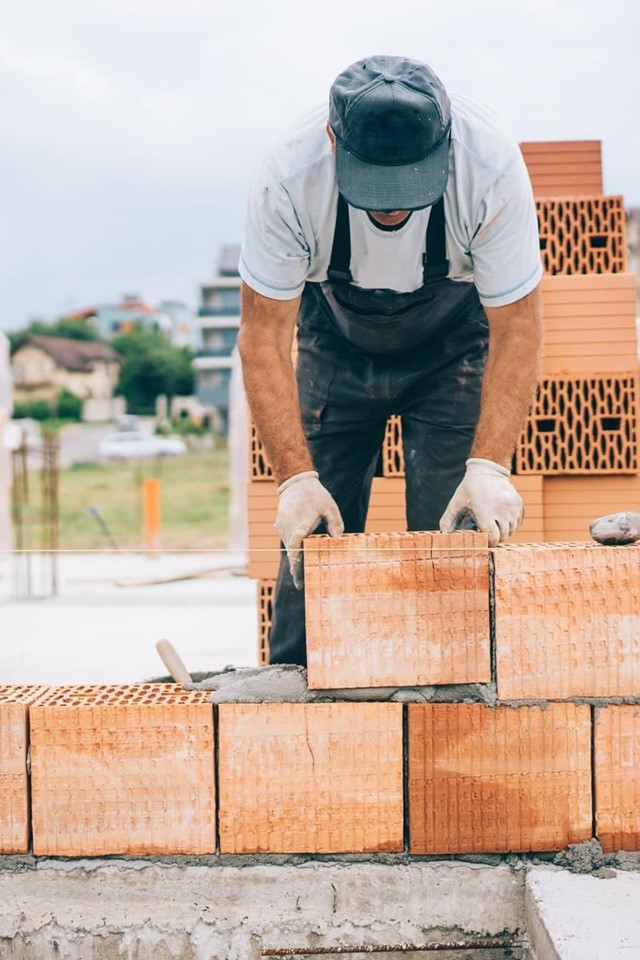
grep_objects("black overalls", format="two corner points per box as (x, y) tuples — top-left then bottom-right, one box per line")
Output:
(269, 195), (489, 666)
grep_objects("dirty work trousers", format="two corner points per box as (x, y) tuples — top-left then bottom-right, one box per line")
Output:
(268, 288), (489, 667)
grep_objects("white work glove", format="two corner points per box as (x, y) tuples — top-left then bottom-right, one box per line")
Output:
(439, 458), (524, 548)
(275, 471), (344, 589)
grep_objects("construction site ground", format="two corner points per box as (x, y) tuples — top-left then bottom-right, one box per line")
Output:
(2, 551), (640, 958)
(0, 550), (255, 684)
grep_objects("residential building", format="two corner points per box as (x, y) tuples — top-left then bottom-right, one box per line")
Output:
(11, 336), (123, 420)
(193, 244), (241, 435)
(62, 296), (173, 342)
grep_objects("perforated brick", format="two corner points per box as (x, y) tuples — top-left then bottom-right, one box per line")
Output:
(520, 140), (603, 196)
(304, 531), (490, 690)
(0, 686), (49, 853)
(218, 702), (403, 854)
(249, 422), (273, 480)
(540, 274), (638, 375)
(494, 544), (640, 700)
(409, 703), (592, 854)
(595, 706), (640, 852)
(516, 374), (639, 474)
(537, 196), (626, 274)
(381, 415), (404, 476)
(257, 579), (274, 666)
(30, 684), (216, 856)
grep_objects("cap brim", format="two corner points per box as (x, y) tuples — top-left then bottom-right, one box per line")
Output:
(335, 137), (449, 211)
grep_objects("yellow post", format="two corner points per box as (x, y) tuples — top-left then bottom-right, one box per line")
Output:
(142, 477), (161, 555)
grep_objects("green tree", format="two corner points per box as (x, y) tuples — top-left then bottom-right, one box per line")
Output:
(112, 327), (194, 414)
(9, 316), (99, 354)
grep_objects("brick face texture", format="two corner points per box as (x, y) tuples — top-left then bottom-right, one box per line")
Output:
(408, 703), (592, 854)
(0, 686), (49, 853)
(494, 544), (640, 700)
(29, 684), (216, 856)
(540, 274), (637, 376)
(520, 140), (603, 196)
(536, 196), (627, 275)
(304, 531), (490, 690)
(218, 703), (403, 854)
(516, 374), (639, 475)
(595, 706), (640, 852)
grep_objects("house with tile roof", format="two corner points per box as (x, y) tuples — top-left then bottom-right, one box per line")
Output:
(11, 336), (123, 419)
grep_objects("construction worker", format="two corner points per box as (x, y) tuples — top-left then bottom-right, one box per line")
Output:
(238, 55), (543, 667)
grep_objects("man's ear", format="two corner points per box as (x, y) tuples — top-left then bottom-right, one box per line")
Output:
(326, 123), (336, 155)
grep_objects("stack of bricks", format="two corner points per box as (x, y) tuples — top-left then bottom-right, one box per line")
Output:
(517, 140), (639, 540)
(247, 138), (637, 663)
(3, 533), (640, 856)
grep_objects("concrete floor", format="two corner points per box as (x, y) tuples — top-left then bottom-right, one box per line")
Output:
(0, 551), (257, 684)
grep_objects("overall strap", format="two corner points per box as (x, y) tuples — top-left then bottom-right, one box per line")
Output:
(327, 193), (353, 283)
(423, 196), (449, 282)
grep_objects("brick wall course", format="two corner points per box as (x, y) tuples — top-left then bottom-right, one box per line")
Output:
(218, 702), (404, 854)
(408, 703), (592, 854)
(29, 684), (216, 856)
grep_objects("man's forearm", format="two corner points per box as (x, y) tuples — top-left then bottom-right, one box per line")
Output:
(238, 285), (313, 486)
(471, 286), (543, 468)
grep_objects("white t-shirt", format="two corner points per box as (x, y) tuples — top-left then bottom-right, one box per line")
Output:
(239, 95), (542, 309)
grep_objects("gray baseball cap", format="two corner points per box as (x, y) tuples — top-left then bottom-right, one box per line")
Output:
(329, 55), (451, 211)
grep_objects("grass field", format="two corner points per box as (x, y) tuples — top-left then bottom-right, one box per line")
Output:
(51, 446), (231, 551)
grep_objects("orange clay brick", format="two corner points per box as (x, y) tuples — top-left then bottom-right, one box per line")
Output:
(520, 140), (602, 197)
(304, 531), (490, 690)
(537, 196), (627, 275)
(544, 474), (640, 542)
(218, 702), (403, 854)
(408, 703), (592, 854)
(30, 684), (216, 856)
(540, 274), (638, 376)
(595, 705), (640, 852)
(515, 374), (639, 475)
(0, 685), (49, 853)
(381, 415), (404, 476)
(257, 579), (275, 666)
(494, 543), (640, 700)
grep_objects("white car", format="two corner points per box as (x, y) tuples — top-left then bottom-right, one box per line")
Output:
(98, 431), (187, 461)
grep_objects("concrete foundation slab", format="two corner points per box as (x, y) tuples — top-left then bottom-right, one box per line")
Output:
(0, 859), (526, 960)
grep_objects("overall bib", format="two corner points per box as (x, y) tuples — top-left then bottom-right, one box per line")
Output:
(270, 195), (490, 666)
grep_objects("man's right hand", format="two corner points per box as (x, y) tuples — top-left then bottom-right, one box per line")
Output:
(275, 471), (344, 589)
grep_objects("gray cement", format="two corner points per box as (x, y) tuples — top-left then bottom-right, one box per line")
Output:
(0, 860), (526, 960)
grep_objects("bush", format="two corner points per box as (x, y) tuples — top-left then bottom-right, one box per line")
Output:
(27, 399), (52, 421)
(56, 389), (83, 421)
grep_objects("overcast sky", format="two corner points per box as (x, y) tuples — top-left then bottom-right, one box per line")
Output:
(2, 0), (639, 330)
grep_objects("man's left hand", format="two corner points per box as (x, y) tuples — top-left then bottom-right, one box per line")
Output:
(439, 457), (524, 547)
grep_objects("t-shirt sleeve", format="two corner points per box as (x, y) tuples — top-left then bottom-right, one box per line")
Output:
(239, 154), (311, 300)
(469, 152), (543, 308)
